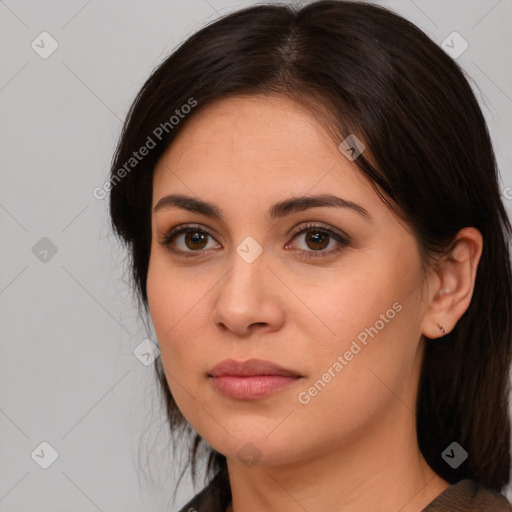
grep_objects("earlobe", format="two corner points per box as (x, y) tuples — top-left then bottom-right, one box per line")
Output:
(421, 227), (483, 340)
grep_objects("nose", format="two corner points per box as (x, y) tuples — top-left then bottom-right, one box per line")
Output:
(212, 247), (285, 337)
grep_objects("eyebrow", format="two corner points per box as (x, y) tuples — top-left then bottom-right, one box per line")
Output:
(153, 193), (371, 220)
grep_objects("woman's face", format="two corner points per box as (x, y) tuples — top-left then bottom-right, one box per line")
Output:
(147, 94), (432, 466)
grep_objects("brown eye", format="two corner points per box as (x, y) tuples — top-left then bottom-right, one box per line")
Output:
(160, 224), (221, 256)
(304, 230), (330, 250)
(286, 223), (350, 259)
(184, 230), (208, 250)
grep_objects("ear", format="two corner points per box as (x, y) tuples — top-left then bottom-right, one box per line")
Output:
(421, 227), (483, 339)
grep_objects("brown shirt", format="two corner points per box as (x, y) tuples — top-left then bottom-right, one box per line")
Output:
(177, 471), (512, 512)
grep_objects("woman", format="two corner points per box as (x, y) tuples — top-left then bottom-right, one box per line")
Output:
(108, 1), (512, 510)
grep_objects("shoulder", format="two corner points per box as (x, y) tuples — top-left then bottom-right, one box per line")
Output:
(422, 479), (512, 511)
(177, 475), (512, 512)
(177, 470), (231, 512)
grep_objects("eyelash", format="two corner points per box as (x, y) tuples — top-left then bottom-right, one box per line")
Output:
(159, 222), (350, 259)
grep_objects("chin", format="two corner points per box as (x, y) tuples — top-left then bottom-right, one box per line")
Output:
(202, 427), (303, 468)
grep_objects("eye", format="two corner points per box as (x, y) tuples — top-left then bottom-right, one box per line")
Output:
(285, 222), (350, 258)
(159, 224), (220, 256)
(159, 222), (350, 259)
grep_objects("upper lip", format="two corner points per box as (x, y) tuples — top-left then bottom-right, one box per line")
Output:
(209, 358), (302, 378)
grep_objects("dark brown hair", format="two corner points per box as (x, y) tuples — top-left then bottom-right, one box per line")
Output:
(108, 0), (512, 499)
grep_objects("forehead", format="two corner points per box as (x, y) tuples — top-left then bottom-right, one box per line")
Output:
(153, 94), (373, 197)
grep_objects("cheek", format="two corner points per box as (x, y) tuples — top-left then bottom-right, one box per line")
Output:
(147, 268), (209, 427)
(293, 262), (404, 357)
(147, 246), (197, 337)
(146, 251), (228, 412)
(293, 250), (424, 400)
(290, 292), (421, 454)
(146, 256), (202, 377)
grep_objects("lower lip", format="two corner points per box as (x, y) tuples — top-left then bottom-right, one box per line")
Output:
(209, 375), (301, 399)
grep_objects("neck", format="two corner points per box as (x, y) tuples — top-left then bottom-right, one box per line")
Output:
(225, 400), (449, 512)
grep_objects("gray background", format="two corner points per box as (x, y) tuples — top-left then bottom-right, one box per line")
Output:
(1, 0), (511, 510)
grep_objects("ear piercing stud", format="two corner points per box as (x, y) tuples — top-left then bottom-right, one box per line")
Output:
(437, 323), (445, 334)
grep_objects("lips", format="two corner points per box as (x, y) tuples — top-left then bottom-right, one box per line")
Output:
(208, 358), (303, 399)
(208, 358), (302, 378)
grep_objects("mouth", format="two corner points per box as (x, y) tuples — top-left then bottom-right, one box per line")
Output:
(208, 358), (303, 400)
